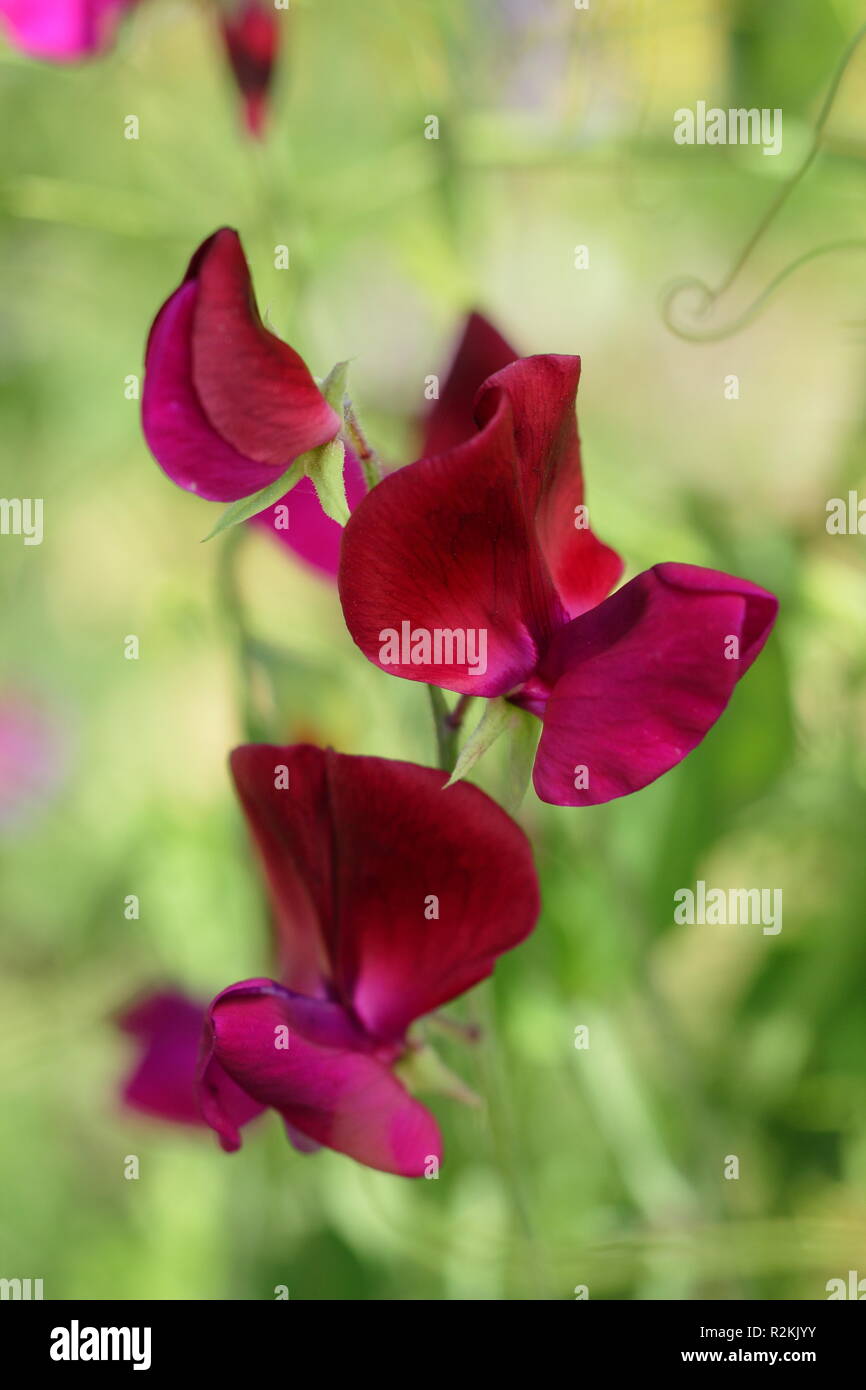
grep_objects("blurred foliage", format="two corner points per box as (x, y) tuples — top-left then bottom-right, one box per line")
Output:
(2, 0), (866, 1300)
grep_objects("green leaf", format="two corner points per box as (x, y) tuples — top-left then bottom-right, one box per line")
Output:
(445, 697), (512, 787)
(305, 436), (349, 525)
(201, 456), (305, 542)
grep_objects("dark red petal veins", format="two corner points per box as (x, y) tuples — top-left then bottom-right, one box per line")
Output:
(322, 750), (540, 1043)
(230, 745), (339, 998)
(229, 745), (540, 1044)
(340, 353), (622, 696)
(476, 355), (623, 617)
(339, 388), (560, 697)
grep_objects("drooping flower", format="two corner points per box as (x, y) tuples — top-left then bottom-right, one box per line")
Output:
(0, 0), (133, 61)
(142, 227), (365, 577)
(196, 744), (539, 1175)
(338, 354), (778, 807)
(143, 228), (340, 498)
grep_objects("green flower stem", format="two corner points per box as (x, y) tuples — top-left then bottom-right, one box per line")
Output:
(426, 688), (473, 772)
(471, 979), (547, 1298)
(424, 684), (542, 1290)
(343, 404), (383, 490)
(215, 525), (272, 744)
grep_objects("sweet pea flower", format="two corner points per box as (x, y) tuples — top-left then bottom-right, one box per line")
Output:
(338, 354), (778, 807)
(0, 0), (133, 60)
(195, 744), (539, 1175)
(117, 745), (538, 1173)
(143, 228), (341, 497)
(142, 227), (365, 578)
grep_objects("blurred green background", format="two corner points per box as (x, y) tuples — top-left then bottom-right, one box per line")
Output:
(2, 0), (866, 1300)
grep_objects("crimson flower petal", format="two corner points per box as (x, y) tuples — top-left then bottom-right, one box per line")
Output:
(143, 280), (277, 501)
(421, 311), (518, 456)
(229, 745), (540, 1042)
(489, 355), (623, 617)
(117, 989), (262, 1133)
(229, 746), (336, 999)
(340, 388), (553, 696)
(190, 228), (340, 467)
(339, 355), (620, 694)
(199, 981), (441, 1176)
(532, 562), (779, 806)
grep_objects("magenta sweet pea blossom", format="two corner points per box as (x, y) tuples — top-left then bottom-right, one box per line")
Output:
(142, 227), (365, 578)
(118, 745), (539, 1174)
(143, 228), (341, 495)
(197, 744), (539, 1175)
(338, 354), (778, 807)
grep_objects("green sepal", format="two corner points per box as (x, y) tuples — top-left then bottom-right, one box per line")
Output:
(444, 697), (512, 787)
(203, 359), (353, 541)
(201, 456), (306, 542)
(306, 360), (351, 524)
